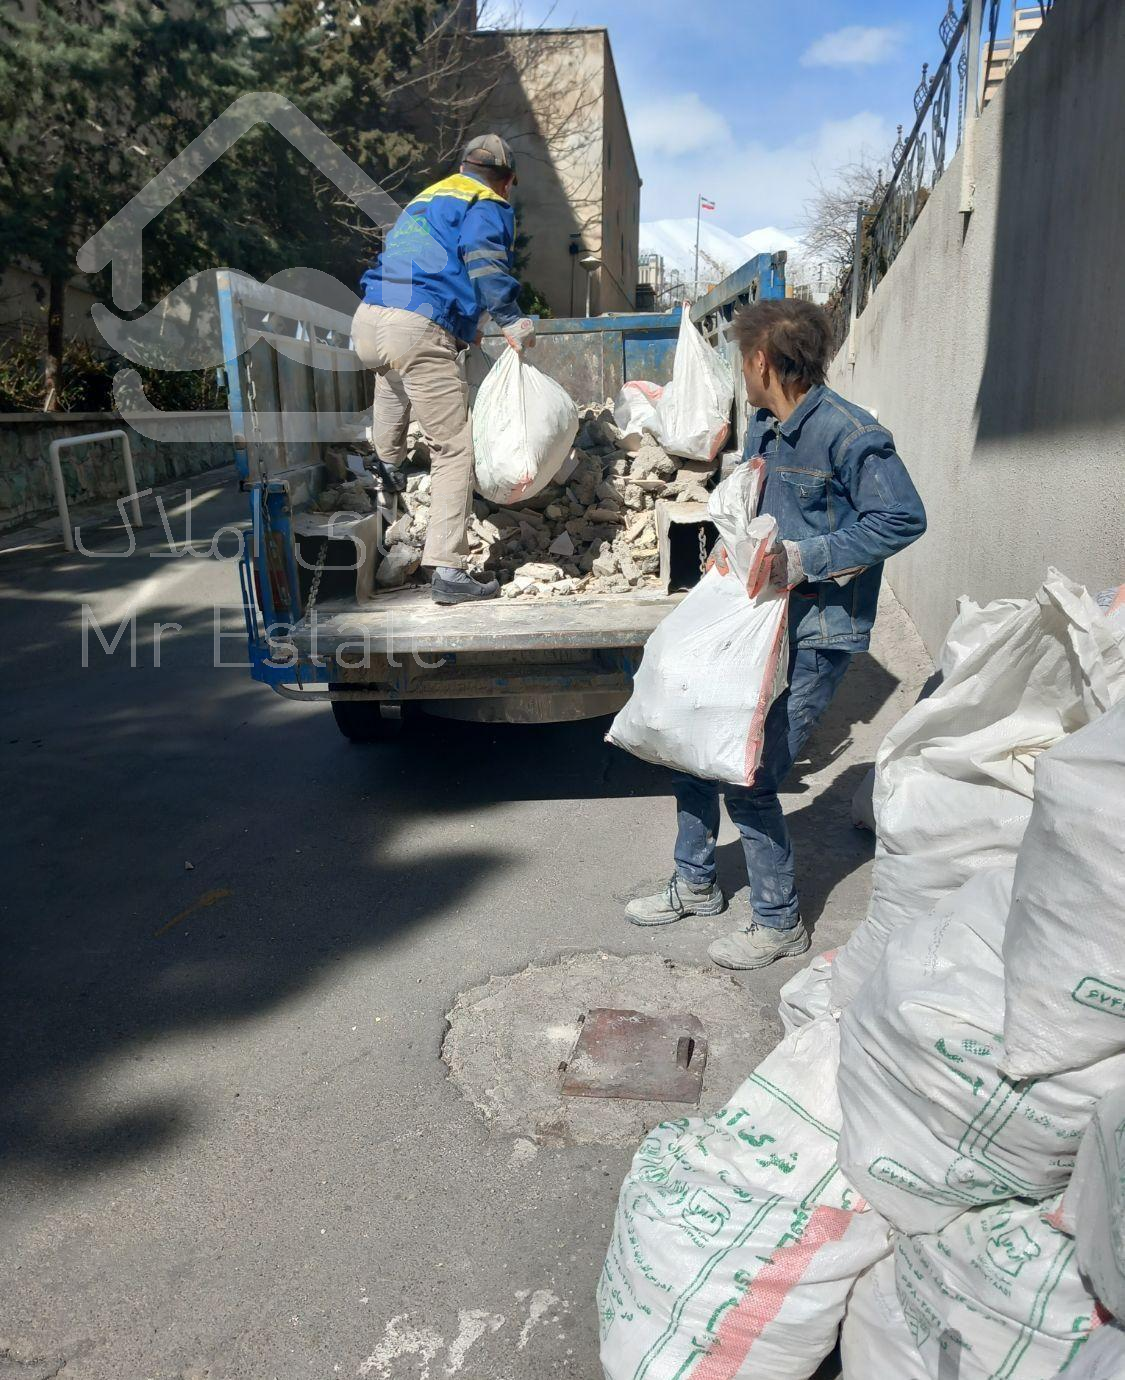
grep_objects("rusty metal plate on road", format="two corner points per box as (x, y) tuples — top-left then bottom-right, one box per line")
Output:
(559, 1008), (707, 1104)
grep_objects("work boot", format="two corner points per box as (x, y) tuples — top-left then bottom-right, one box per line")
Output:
(432, 567), (500, 605)
(708, 919), (810, 970)
(626, 874), (726, 927)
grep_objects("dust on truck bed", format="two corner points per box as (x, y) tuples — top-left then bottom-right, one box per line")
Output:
(287, 586), (681, 657)
(277, 586), (684, 726)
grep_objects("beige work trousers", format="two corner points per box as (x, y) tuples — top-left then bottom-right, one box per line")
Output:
(351, 301), (474, 571)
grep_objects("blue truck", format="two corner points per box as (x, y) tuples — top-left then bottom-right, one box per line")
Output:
(220, 253), (786, 739)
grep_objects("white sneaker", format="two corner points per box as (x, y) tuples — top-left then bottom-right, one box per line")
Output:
(708, 919), (810, 970)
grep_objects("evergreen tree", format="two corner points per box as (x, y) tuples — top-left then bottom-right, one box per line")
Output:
(0, 0), (261, 408)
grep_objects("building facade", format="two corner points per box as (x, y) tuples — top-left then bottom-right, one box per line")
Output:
(983, 3), (1049, 104)
(471, 27), (641, 317)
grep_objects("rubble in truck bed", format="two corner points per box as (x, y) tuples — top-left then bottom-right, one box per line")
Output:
(317, 405), (716, 599)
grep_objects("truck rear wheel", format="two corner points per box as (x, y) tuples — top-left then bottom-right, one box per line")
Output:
(330, 698), (417, 743)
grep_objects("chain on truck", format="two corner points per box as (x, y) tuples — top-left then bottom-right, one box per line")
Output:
(217, 255), (787, 741)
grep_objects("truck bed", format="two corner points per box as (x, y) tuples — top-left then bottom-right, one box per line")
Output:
(288, 585), (681, 656)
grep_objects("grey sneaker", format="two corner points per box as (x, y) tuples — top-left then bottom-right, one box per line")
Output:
(626, 875), (726, 928)
(708, 919), (810, 970)
(432, 567), (500, 605)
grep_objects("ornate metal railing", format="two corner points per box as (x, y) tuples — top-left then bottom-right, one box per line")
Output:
(831, 0), (1054, 349)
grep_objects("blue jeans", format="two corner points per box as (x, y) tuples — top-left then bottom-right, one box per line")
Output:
(672, 645), (852, 929)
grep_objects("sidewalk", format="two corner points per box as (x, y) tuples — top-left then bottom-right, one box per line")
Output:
(0, 462), (238, 559)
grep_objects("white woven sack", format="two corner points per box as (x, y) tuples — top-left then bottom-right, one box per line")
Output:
(599, 1017), (891, 1380)
(836, 867), (1125, 1234)
(831, 573), (1125, 1010)
(1051, 1324), (1125, 1379)
(654, 309), (733, 462)
(1001, 701), (1125, 1078)
(778, 951), (838, 1035)
(895, 1196), (1103, 1380)
(613, 379), (663, 439)
(471, 348), (579, 505)
(1062, 1084), (1125, 1321)
(607, 460), (789, 785)
(840, 1255), (926, 1379)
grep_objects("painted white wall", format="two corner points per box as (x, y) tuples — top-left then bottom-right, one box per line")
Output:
(829, 0), (1125, 659)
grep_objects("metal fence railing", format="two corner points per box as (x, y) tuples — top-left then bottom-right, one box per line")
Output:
(830, 0), (1055, 353)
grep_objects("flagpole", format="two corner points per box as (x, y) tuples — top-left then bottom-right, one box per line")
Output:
(693, 194), (702, 302)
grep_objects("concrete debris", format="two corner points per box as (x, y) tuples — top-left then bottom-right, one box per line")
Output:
(374, 544), (422, 588)
(312, 481), (375, 514)
(383, 513), (413, 547)
(392, 404), (716, 598)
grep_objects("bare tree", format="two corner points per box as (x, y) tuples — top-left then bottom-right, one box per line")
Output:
(802, 154), (887, 278)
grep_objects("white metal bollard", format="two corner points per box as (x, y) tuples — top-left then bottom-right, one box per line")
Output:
(48, 430), (142, 552)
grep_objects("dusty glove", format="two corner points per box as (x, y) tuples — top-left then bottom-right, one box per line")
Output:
(769, 539), (807, 591)
(503, 317), (535, 352)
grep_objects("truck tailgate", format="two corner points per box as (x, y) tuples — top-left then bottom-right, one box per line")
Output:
(287, 588), (681, 656)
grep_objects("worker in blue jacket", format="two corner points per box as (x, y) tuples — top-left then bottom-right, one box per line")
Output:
(352, 134), (534, 605)
(626, 299), (928, 970)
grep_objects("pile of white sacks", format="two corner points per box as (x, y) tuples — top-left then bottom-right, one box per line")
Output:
(600, 572), (1125, 1380)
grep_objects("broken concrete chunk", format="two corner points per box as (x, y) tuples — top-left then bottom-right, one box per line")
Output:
(383, 512), (413, 547)
(375, 545), (422, 587)
(514, 561), (563, 583)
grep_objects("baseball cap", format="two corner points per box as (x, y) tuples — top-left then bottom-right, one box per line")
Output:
(462, 133), (517, 183)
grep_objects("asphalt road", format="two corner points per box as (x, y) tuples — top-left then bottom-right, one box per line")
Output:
(0, 470), (931, 1380)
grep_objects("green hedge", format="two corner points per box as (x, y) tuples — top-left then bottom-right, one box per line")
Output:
(0, 335), (223, 414)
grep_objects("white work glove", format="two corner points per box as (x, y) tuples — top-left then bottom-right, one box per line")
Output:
(768, 539), (807, 591)
(502, 317), (535, 352)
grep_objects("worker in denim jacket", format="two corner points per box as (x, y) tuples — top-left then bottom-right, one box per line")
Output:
(626, 299), (927, 970)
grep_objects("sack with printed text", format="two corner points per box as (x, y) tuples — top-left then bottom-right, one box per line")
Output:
(1001, 701), (1125, 1079)
(840, 1255), (926, 1379)
(599, 1017), (890, 1380)
(653, 308), (733, 462)
(1061, 1083), (1125, 1321)
(472, 348), (579, 505)
(1051, 1323), (1125, 1378)
(836, 867), (1125, 1234)
(894, 1197), (1105, 1380)
(831, 574), (1125, 1009)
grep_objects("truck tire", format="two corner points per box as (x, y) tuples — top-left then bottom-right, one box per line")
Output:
(330, 699), (417, 743)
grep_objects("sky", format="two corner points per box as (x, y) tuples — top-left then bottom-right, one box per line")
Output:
(506, 0), (972, 237)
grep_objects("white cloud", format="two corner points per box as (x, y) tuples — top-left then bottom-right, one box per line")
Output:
(635, 95), (896, 235)
(800, 25), (904, 68)
(629, 92), (733, 159)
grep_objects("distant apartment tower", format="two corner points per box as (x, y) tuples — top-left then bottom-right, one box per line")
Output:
(983, 3), (1050, 104)
(472, 27), (641, 317)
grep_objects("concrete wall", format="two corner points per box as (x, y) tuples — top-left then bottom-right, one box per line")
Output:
(829, 0), (1125, 659)
(0, 413), (231, 533)
(474, 28), (641, 317)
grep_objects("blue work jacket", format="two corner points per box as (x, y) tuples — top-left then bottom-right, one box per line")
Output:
(359, 171), (521, 345)
(743, 385), (927, 651)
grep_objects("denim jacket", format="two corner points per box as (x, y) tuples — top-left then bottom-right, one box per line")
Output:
(743, 385), (927, 652)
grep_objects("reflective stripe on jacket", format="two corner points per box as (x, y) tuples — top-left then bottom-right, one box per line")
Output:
(359, 172), (521, 344)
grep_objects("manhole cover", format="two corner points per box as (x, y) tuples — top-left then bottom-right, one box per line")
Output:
(560, 1008), (707, 1103)
(442, 951), (778, 1146)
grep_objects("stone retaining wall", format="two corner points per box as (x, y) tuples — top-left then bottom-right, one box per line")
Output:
(0, 413), (232, 533)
